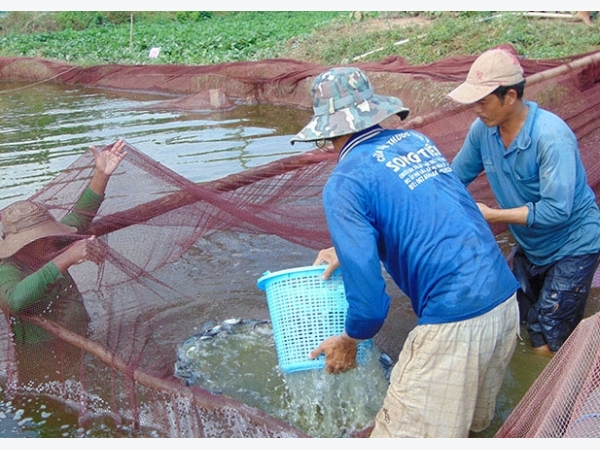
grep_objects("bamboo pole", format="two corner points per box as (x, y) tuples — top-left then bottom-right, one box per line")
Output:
(522, 12), (577, 20)
(129, 13), (133, 49)
(87, 143), (337, 237)
(404, 50), (600, 130)
(23, 314), (309, 437)
(87, 50), (600, 236)
(526, 51), (600, 85)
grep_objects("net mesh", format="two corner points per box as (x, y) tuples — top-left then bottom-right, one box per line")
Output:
(1, 44), (600, 437)
(496, 312), (600, 438)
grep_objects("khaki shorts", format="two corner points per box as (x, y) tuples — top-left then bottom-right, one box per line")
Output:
(370, 294), (519, 438)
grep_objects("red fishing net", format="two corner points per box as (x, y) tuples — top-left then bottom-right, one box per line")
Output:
(496, 312), (600, 438)
(0, 44), (599, 437)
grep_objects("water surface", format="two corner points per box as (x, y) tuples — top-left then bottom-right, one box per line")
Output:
(0, 80), (314, 209)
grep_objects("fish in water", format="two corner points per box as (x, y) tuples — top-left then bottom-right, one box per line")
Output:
(174, 318), (271, 388)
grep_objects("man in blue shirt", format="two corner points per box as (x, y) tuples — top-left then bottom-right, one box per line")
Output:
(448, 47), (600, 356)
(291, 67), (520, 437)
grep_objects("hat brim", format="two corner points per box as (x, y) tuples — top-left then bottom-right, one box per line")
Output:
(290, 94), (409, 144)
(447, 82), (499, 104)
(0, 221), (78, 258)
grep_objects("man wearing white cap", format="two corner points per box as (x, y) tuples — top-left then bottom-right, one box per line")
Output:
(448, 47), (600, 356)
(292, 67), (521, 437)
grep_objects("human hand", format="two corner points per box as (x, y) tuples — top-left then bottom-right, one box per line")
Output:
(309, 333), (358, 375)
(313, 246), (339, 280)
(91, 138), (127, 176)
(476, 202), (494, 221)
(53, 236), (105, 272)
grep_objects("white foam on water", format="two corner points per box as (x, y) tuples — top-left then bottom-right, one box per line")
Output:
(175, 319), (390, 437)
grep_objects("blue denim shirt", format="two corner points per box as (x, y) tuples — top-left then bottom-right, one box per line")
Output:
(452, 101), (600, 266)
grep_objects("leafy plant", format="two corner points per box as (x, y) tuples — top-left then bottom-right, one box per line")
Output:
(0, 11), (597, 67)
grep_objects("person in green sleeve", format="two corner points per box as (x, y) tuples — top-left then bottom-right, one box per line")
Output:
(0, 139), (127, 346)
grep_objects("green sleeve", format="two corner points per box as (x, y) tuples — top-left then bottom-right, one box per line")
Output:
(61, 187), (104, 232)
(0, 261), (63, 315)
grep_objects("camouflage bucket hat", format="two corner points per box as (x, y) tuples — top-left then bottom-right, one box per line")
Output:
(0, 200), (77, 258)
(290, 67), (409, 144)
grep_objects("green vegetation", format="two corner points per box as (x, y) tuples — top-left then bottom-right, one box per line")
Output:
(0, 11), (598, 66)
(0, 11), (343, 65)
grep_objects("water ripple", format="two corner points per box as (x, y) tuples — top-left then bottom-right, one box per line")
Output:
(0, 81), (314, 209)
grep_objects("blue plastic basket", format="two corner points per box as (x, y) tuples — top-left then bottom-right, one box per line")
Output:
(257, 265), (372, 373)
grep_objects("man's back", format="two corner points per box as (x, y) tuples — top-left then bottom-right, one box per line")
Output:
(323, 126), (519, 331)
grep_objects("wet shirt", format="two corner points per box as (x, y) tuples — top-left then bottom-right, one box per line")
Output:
(323, 126), (520, 339)
(0, 187), (103, 344)
(451, 101), (600, 266)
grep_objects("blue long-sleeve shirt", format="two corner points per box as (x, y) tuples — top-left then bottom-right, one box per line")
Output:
(451, 101), (600, 266)
(323, 126), (519, 340)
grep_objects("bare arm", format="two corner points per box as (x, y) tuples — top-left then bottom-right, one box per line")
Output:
(477, 203), (529, 226)
(89, 138), (128, 196)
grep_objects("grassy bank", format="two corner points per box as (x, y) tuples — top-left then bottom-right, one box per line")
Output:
(0, 11), (345, 65)
(0, 11), (598, 66)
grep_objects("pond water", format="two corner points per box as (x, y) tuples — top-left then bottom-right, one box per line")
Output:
(173, 318), (392, 438)
(0, 80), (315, 210)
(0, 80), (598, 438)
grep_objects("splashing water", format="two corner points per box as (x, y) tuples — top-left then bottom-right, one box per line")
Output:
(174, 319), (391, 437)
